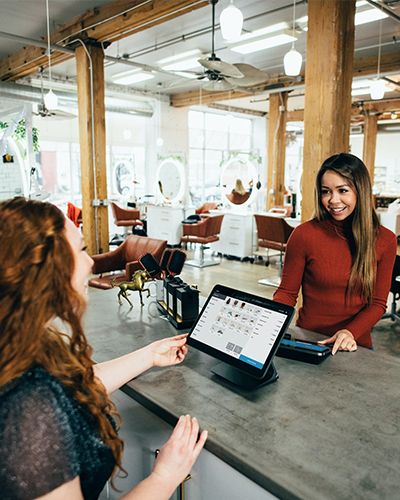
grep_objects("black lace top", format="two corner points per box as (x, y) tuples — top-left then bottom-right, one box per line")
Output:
(0, 366), (115, 499)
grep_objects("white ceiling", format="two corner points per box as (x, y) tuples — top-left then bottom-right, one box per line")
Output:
(0, 0), (399, 112)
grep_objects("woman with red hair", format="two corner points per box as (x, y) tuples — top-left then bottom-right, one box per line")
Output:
(0, 197), (207, 499)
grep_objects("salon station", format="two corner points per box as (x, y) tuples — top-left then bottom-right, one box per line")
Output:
(1, 1), (400, 499)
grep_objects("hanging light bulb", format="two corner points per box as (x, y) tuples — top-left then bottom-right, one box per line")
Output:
(284, 48), (303, 76)
(369, 78), (385, 100)
(283, 0), (302, 77)
(220, 1), (243, 41)
(44, 89), (58, 109)
(45, 0), (58, 109)
(370, 20), (384, 100)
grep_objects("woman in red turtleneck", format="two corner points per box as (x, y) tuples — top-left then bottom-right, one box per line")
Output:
(273, 153), (397, 354)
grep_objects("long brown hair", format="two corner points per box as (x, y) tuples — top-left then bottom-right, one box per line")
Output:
(0, 197), (123, 476)
(314, 153), (380, 303)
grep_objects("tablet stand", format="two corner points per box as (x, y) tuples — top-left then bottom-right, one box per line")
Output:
(211, 362), (278, 390)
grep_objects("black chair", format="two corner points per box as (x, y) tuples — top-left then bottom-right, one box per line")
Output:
(382, 255), (400, 322)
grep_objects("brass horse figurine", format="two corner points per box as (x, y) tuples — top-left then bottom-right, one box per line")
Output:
(113, 270), (152, 307)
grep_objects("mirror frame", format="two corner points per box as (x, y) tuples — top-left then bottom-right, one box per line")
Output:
(220, 157), (258, 209)
(156, 157), (185, 205)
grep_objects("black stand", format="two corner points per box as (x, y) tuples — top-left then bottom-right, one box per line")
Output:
(211, 362), (278, 390)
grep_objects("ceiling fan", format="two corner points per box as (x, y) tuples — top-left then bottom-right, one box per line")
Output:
(197, 0), (270, 91)
(33, 69), (76, 119)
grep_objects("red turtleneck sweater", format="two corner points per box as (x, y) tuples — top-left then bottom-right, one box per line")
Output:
(273, 218), (397, 348)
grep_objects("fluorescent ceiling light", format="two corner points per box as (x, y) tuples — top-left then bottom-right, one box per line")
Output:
(296, 15), (308, 31)
(157, 49), (201, 66)
(161, 57), (202, 71)
(173, 71), (198, 79)
(228, 22), (288, 44)
(112, 69), (155, 85)
(294, 6), (387, 32)
(355, 8), (388, 25)
(231, 33), (296, 54)
(351, 87), (371, 96)
(352, 79), (372, 89)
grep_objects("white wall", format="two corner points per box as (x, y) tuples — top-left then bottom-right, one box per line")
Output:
(350, 131), (400, 194)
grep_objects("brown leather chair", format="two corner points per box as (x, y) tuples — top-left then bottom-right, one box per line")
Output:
(195, 202), (219, 215)
(89, 235), (167, 289)
(181, 214), (224, 268)
(111, 202), (143, 238)
(67, 202), (82, 227)
(254, 214), (294, 287)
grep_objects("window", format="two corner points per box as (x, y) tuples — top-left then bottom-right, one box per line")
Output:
(188, 110), (252, 205)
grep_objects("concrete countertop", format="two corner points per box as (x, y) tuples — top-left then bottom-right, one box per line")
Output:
(84, 288), (400, 500)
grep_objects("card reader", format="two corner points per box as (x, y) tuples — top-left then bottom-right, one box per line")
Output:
(276, 335), (331, 364)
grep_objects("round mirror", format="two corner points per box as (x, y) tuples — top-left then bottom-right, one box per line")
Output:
(156, 158), (185, 204)
(113, 159), (134, 196)
(220, 157), (258, 207)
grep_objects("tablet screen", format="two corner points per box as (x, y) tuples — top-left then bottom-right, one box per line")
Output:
(187, 284), (294, 379)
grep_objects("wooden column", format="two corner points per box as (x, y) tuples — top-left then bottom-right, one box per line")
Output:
(363, 112), (378, 182)
(302, 0), (356, 221)
(266, 92), (288, 209)
(75, 43), (109, 255)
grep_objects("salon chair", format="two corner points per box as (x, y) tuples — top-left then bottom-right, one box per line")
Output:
(110, 202), (143, 240)
(89, 235), (167, 289)
(381, 255), (400, 323)
(195, 202), (219, 215)
(67, 202), (82, 228)
(181, 214), (224, 268)
(254, 214), (294, 287)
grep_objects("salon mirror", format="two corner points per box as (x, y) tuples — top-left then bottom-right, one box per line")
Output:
(156, 157), (185, 205)
(220, 157), (258, 207)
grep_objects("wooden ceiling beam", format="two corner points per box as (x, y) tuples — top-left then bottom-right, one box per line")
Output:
(171, 51), (400, 108)
(286, 109), (304, 122)
(170, 89), (251, 107)
(287, 99), (400, 123)
(0, 0), (208, 80)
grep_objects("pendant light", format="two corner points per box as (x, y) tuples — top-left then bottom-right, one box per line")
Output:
(220, 0), (243, 41)
(370, 20), (385, 100)
(283, 0), (302, 76)
(43, 0), (58, 110)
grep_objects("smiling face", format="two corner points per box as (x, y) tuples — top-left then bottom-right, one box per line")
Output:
(64, 217), (94, 300)
(320, 170), (357, 221)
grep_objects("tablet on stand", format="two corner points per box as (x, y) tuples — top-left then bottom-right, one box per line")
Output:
(187, 285), (294, 390)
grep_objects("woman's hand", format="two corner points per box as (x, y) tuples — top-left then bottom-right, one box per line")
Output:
(318, 329), (357, 355)
(148, 334), (189, 368)
(152, 415), (208, 490)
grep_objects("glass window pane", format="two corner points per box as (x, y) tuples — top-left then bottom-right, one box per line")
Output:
(205, 129), (228, 150)
(205, 112), (228, 132)
(188, 110), (204, 129)
(230, 117), (251, 134)
(188, 149), (204, 205)
(230, 133), (251, 151)
(189, 128), (204, 148)
(204, 150), (222, 201)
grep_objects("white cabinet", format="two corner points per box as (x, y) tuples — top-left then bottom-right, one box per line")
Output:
(213, 212), (255, 259)
(147, 205), (193, 245)
(101, 390), (275, 500)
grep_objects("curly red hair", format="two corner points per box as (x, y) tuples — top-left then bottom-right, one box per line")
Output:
(0, 197), (123, 478)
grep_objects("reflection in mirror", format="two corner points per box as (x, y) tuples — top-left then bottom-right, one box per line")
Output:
(156, 158), (185, 204)
(220, 157), (258, 207)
